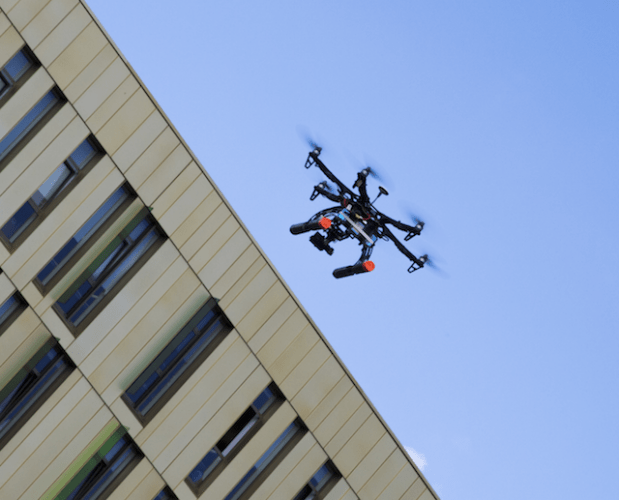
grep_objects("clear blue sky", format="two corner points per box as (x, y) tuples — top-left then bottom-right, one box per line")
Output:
(87, 1), (619, 499)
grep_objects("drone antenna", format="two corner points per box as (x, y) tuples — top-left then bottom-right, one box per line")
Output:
(372, 186), (389, 204)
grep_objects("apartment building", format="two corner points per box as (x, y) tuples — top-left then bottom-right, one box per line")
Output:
(0, 1), (440, 499)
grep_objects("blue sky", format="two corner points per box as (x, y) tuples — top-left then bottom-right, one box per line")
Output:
(86, 1), (619, 499)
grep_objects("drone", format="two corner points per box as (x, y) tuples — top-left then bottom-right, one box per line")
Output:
(290, 144), (433, 278)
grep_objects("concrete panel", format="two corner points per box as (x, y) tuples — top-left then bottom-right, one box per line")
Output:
(0, 104), (75, 201)
(220, 263), (278, 326)
(0, 116), (87, 227)
(112, 111), (167, 173)
(41, 306), (74, 348)
(0, 65), (53, 140)
(280, 340), (331, 400)
(146, 157), (199, 214)
(254, 437), (326, 500)
(255, 308), (310, 368)
(324, 478), (358, 500)
(48, 21), (107, 89)
(100, 285), (210, 404)
(400, 478), (427, 500)
(20, 406), (113, 500)
(64, 43), (116, 102)
(0, 0), (20, 13)
(0, 370), (81, 467)
(259, 438), (318, 498)
(235, 281), (289, 343)
(33, 2), (89, 65)
(143, 336), (257, 460)
(0, 310), (46, 381)
(7, 163), (122, 289)
(158, 175), (214, 236)
(153, 362), (268, 472)
(0, 378), (92, 493)
(86, 75), (139, 133)
(0, 26), (22, 68)
(124, 127), (179, 188)
(0, 12), (9, 36)
(0, 244), (9, 266)
(189, 217), (241, 275)
(110, 397), (143, 439)
(195, 226), (251, 288)
(174, 481), (197, 500)
(74, 56), (130, 119)
(181, 202), (231, 261)
(70, 241), (178, 359)
(207, 244), (261, 299)
(86, 263), (199, 392)
(357, 448), (407, 500)
(375, 465), (419, 500)
(178, 402), (297, 496)
(333, 415), (386, 477)
(107, 459), (164, 500)
(247, 296), (297, 353)
(79, 256), (190, 373)
(20, 0), (79, 49)
(96, 88), (156, 155)
(170, 189), (223, 249)
(20, 281), (43, 308)
(267, 325), (321, 384)
(0, 273), (14, 303)
(347, 433), (398, 492)
(316, 395), (367, 453)
(6, 0), (48, 30)
(291, 356), (346, 421)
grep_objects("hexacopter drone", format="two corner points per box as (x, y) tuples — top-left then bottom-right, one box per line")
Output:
(290, 144), (432, 278)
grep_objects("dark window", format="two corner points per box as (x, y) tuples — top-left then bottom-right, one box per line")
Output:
(36, 185), (132, 289)
(224, 420), (306, 500)
(293, 462), (340, 500)
(0, 48), (34, 100)
(0, 88), (61, 163)
(1, 137), (101, 250)
(55, 428), (142, 500)
(0, 338), (74, 449)
(53, 208), (164, 331)
(0, 292), (27, 335)
(123, 299), (232, 425)
(186, 384), (283, 495)
(152, 487), (178, 500)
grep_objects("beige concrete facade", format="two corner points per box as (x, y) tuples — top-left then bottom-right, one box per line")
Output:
(0, 1), (440, 499)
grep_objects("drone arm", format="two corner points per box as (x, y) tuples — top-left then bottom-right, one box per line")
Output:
(381, 225), (425, 270)
(311, 183), (342, 203)
(378, 212), (423, 240)
(306, 152), (354, 197)
(355, 171), (370, 204)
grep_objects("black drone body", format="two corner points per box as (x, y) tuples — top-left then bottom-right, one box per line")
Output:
(290, 146), (429, 278)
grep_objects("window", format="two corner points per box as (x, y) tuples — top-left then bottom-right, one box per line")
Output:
(152, 487), (178, 500)
(0, 292), (26, 335)
(293, 462), (340, 500)
(36, 185), (132, 290)
(224, 420), (306, 500)
(186, 384), (283, 495)
(123, 299), (232, 425)
(1, 137), (101, 250)
(55, 428), (142, 500)
(0, 88), (62, 164)
(0, 48), (34, 100)
(53, 208), (164, 332)
(0, 338), (74, 449)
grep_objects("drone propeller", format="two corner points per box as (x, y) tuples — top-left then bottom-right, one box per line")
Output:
(297, 127), (324, 154)
(318, 180), (338, 195)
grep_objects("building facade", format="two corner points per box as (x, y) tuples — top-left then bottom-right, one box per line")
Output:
(0, 1), (440, 499)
